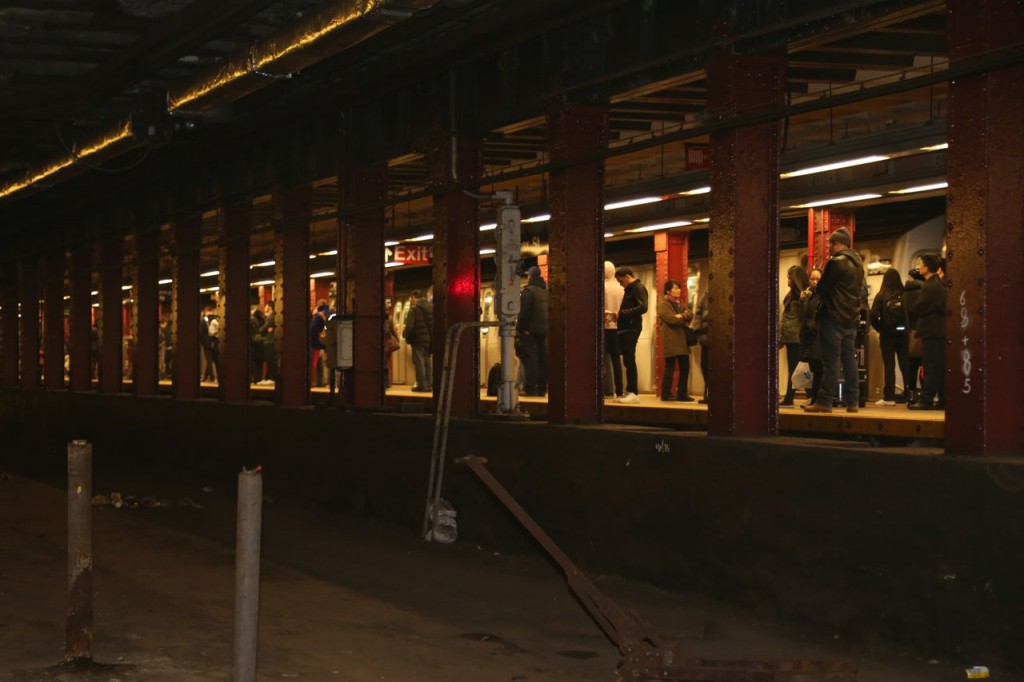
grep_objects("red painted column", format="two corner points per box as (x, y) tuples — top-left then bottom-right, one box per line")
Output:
(134, 227), (160, 395)
(99, 236), (123, 393)
(344, 165), (387, 407)
(18, 259), (41, 390)
(219, 200), (252, 403)
(945, 0), (1024, 457)
(275, 184), (312, 407)
(431, 136), (481, 416)
(43, 249), (65, 390)
(69, 243), (92, 391)
(546, 104), (607, 424)
(706, 51), (784, 437)
(1, 265), (19, 387)
(173, 217), (201, 399)
(654, 231), (690, 397)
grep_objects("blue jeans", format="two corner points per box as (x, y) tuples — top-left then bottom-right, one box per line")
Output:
(412, 345), (432, 390)
(816, 317), (858, 408)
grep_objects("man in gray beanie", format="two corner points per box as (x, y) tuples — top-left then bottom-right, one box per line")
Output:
(804, 227), (865, 413)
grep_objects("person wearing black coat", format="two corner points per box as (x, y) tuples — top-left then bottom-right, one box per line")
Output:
(614, 266), (648, 403)
(799, 268), (824, 405)
(908, 253), (946, 410)
(404, 289), (434, 392)
(515, 266), (549, 396)
(869, 268), (909, 405)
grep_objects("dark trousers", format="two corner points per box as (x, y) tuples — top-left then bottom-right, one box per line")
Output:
(816, 317), (858, 408)
(807, 357), (823, 403)
(250, 343), (264, 384)
(905, 355), (923, 395)
(262, 343), (277, 382)
(699, 344), (709, 398)
(604, 329), (623, 397)
(783, 342), (801, 403)
(202, 345), (219, 381)
(879, 333), (909, 401)
(618, 328), (641, 395)
(920, 337), (944, 404)
(661, 355), (690, 399)
(516, 333), (548, 396)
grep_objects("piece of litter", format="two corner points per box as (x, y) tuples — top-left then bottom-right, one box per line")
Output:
(965, 666), (990, 679)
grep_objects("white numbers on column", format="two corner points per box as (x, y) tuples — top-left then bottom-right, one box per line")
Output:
(959, 290), (971, 394)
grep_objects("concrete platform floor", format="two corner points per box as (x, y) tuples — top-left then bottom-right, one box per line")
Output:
(0, 471), (994, 681)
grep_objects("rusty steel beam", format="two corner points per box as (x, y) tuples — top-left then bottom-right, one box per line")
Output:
(99, 236), (122, 394)
(134, 226), (160, 395)
(69, 242), (92, 391)
(173, 217), (202, 399)
(707, 51), (784, 437)
(44, 248), (65, 390)
(276, 184), (312, 407)
(1, 266), (20, 387)
(220, 199), (252, 403)
(547, 104), (607, 424)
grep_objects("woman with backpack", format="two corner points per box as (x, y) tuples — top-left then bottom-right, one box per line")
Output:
(869, 268), (909, 406)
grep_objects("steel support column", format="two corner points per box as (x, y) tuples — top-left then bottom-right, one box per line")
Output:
(69, 244), (92, 391)
(706, 51), (784, 436)
(19, 258), (40, 390)
(99, 236), (123, 393)
(275, 184), (312, 407)
(173, 217), (201, 399)
(431, 136), (481, 417)
(946, 0), (1024, 456)
(654, 231), (690, 398)
(1, 266), (18, 387)
(219, 200), (252, 403)
(547, 104), (607, 424)
(344, 165), (387, 407)
(44, 249), (65, 390)
(133, 227), (160, 395)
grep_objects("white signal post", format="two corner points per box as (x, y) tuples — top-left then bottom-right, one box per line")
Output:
(493, 191), (521, 414)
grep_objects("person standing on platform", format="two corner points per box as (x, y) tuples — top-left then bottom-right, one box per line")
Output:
(803, 227), (864, 414)
(199, 305), (219, 383)
(158, 318), (172, 380)
(614, 266), (648, 404)
(657, 279), (694, 402)
(869, 268), (909, 405)
(780, 265), (809, 406)
(799, 268), (824, 406)
(404, 289), (433, 392)
(603, 261), (624, 399)
(249, 305), (265, 385)
(908, 253), (946, 410)
(309, 300), (329, 388)
(515, 266), (549, 397)
(259, 302), (277, 384)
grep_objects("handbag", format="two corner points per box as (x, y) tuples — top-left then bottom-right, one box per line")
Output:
(684, 326), (698, 347)
(385, 334), (400, 354)
(790, 361), (813, 390)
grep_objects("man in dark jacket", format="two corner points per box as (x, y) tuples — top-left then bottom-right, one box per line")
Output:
(908, 253), (946, 410)
(309, 301), (329, 387)
(515, 266), (549, 396)
(614, 266), (648, 403)
(804, 227), (864, 413)
(404, 289), (433, 392)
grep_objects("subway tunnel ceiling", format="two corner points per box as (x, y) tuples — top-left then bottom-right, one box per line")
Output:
(0, 0), (954, 265)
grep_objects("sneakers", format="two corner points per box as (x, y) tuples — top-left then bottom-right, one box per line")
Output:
(802, 403), (832, 413)
(616, 392), (640, 404)
(874, 399), (896, 406)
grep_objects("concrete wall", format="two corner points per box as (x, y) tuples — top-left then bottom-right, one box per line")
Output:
(2, 388), (1022, 668)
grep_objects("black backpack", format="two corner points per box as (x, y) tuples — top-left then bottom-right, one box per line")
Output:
(883, 294), (907, 335)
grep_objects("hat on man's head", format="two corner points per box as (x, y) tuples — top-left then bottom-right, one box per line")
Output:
(527, 266), (541, 278)
(829, 227), (852, 247)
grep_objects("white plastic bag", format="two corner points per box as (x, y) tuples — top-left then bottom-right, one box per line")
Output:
(791, 361), (813, 390)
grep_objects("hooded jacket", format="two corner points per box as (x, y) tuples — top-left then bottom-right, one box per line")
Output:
(517, 271), (549, 336)
(816, 248), (865, 327)
(603, 262), (623, 331)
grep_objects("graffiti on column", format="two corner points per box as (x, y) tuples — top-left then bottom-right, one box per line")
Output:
(958, 289), (971, 395)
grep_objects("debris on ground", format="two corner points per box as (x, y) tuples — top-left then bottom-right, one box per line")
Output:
(91, 492), (203, 509)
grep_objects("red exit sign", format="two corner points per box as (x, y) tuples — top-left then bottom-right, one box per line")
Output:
(392, 244), (433, 265)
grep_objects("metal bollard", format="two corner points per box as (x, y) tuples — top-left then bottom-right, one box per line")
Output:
(66, 440), (93, 662)
(233, 467), (263, 682)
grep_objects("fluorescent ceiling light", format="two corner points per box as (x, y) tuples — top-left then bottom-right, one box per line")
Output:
(789, 193), (881, 209)
(921, 143), (948, 152)
(522, 214), (551, 223)
(158, 279), (173, 285)
(406, 233), (434, 242)
(780, 155), (889, 179)
(479, 223), (497, 232)
(200, 286), (220, 293)
(384, 240), (400, 247)
(678, 186), (710, 196)
(479, 248), (496, 255)
(90, 290), (98, 296)
(308, 254), (316, 259)
(604, 197), (662, 210)
(310, 271), (335, 279)
(693, 217), (710, 223)
(250, 260), (275, 268)
(63, 295), (71, 300)
(603, 233), (614, 238)
(384, 261), (404, 268)
(251, 279), (275, 286)
(201, 270), (220, 278)
(121, 285), (133, 291)
(626, 220), (692, 234)
(317, 250), (338, 257)
(889, 182), (948, 195)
